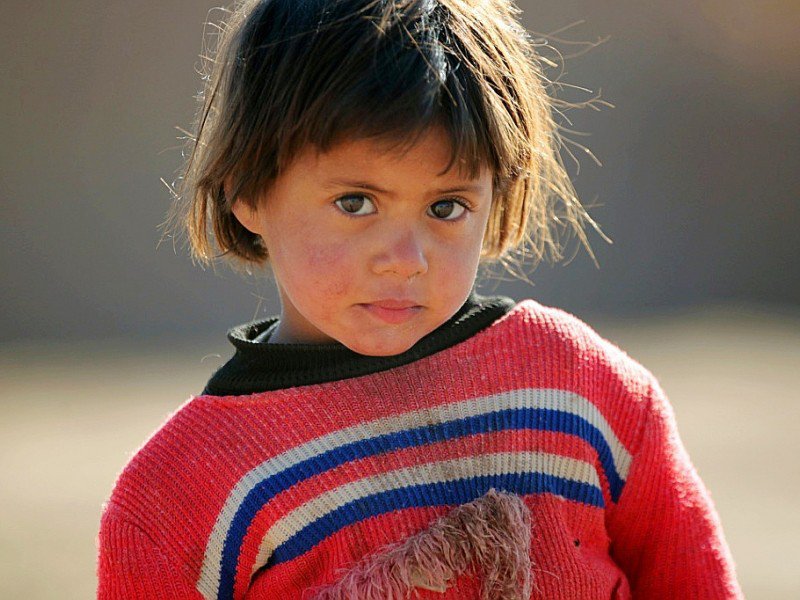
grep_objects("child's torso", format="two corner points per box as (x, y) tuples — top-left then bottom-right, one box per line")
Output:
(119, 299), (646, 599)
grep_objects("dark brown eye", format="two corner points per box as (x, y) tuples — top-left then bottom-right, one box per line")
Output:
(428, 199), (465, 221)
(334, 195), (375, 216)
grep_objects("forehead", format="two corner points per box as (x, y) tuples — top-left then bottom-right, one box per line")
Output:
(300, 127), (488, 182)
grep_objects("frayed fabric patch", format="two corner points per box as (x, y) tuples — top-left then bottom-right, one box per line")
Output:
(308, 488), (533, 600)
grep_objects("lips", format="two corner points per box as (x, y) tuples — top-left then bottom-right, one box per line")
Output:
(368, 299), (421, 310)
(358, 299), (423, 324)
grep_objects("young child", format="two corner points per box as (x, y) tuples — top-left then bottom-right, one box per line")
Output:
(97, 0), (743, 598)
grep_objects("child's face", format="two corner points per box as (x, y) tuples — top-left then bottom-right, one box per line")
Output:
(233, 127), (494, 356)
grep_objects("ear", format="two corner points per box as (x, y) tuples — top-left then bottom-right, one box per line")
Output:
(226, 177), (263, 235)
(230, 199), (263, 235)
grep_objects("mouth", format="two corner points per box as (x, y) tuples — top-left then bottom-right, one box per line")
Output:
(358, 300), (423, 324)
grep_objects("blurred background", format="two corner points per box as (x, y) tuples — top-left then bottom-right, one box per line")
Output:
(1, 0), (798, 597)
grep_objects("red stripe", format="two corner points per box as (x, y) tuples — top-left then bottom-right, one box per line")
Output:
(232, 428), (601, 590)
(244, 493), (606, 598)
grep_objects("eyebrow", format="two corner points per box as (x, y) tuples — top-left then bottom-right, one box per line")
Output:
(325, 178), (485, 196)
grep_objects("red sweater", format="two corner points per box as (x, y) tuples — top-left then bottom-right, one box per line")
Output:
(97, 298), (742, 598)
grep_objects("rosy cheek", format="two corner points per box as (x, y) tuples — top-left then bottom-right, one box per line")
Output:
(304, 242), (352, 298)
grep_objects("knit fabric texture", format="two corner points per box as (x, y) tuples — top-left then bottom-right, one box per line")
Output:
(97, 298), (742, 599)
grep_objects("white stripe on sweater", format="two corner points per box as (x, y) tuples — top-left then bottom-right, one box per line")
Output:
(252, 450), (601, 576)
(196, 387), (631, 599)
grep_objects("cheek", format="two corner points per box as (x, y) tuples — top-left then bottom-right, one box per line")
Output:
(440, 258), (478, 300)
(440, 230), (484, 273)
(297, 241), (354, 298)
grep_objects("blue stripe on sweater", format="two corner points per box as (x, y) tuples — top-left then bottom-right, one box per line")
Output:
(216, 407), (621, 600)
(268, 472), (604, 567)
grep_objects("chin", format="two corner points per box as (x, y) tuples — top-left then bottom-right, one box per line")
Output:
(344, 334), (420, 357)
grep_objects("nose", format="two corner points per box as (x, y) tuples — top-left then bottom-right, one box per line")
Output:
(371, 226), (429, 280)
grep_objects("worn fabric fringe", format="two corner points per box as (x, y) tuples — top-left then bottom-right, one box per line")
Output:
(308, 488), (532, 600)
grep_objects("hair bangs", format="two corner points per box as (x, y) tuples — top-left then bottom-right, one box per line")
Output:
(279, 0), (494, 182)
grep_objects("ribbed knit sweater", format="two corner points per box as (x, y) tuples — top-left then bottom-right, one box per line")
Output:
(97, 295), (742, 599)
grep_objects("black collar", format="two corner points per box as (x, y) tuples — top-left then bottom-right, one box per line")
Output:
(202, 292), (515, 396)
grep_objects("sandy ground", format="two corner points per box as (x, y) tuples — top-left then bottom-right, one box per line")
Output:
(1, 304), (798, 598)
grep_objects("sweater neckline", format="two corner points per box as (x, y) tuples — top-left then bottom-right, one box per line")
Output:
(202, 291), (516, 396)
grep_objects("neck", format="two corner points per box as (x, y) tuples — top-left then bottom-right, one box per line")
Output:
(202, 291), (516, 395)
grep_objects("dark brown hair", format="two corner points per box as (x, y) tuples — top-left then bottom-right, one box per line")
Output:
(167, 0), (608, 274)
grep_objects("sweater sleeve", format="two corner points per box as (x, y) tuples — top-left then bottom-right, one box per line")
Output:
(606, 377), (743, 598)
(97, 507), (205, 600)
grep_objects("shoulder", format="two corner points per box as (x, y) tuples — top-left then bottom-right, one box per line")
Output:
(99, 396), (256, 591)
(102, 389), (298, 524)
(498, 298), (625, 352)
(490, 298), (662, 421)
(101, 395), (239, 533)
(103, 397), (198, 505)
